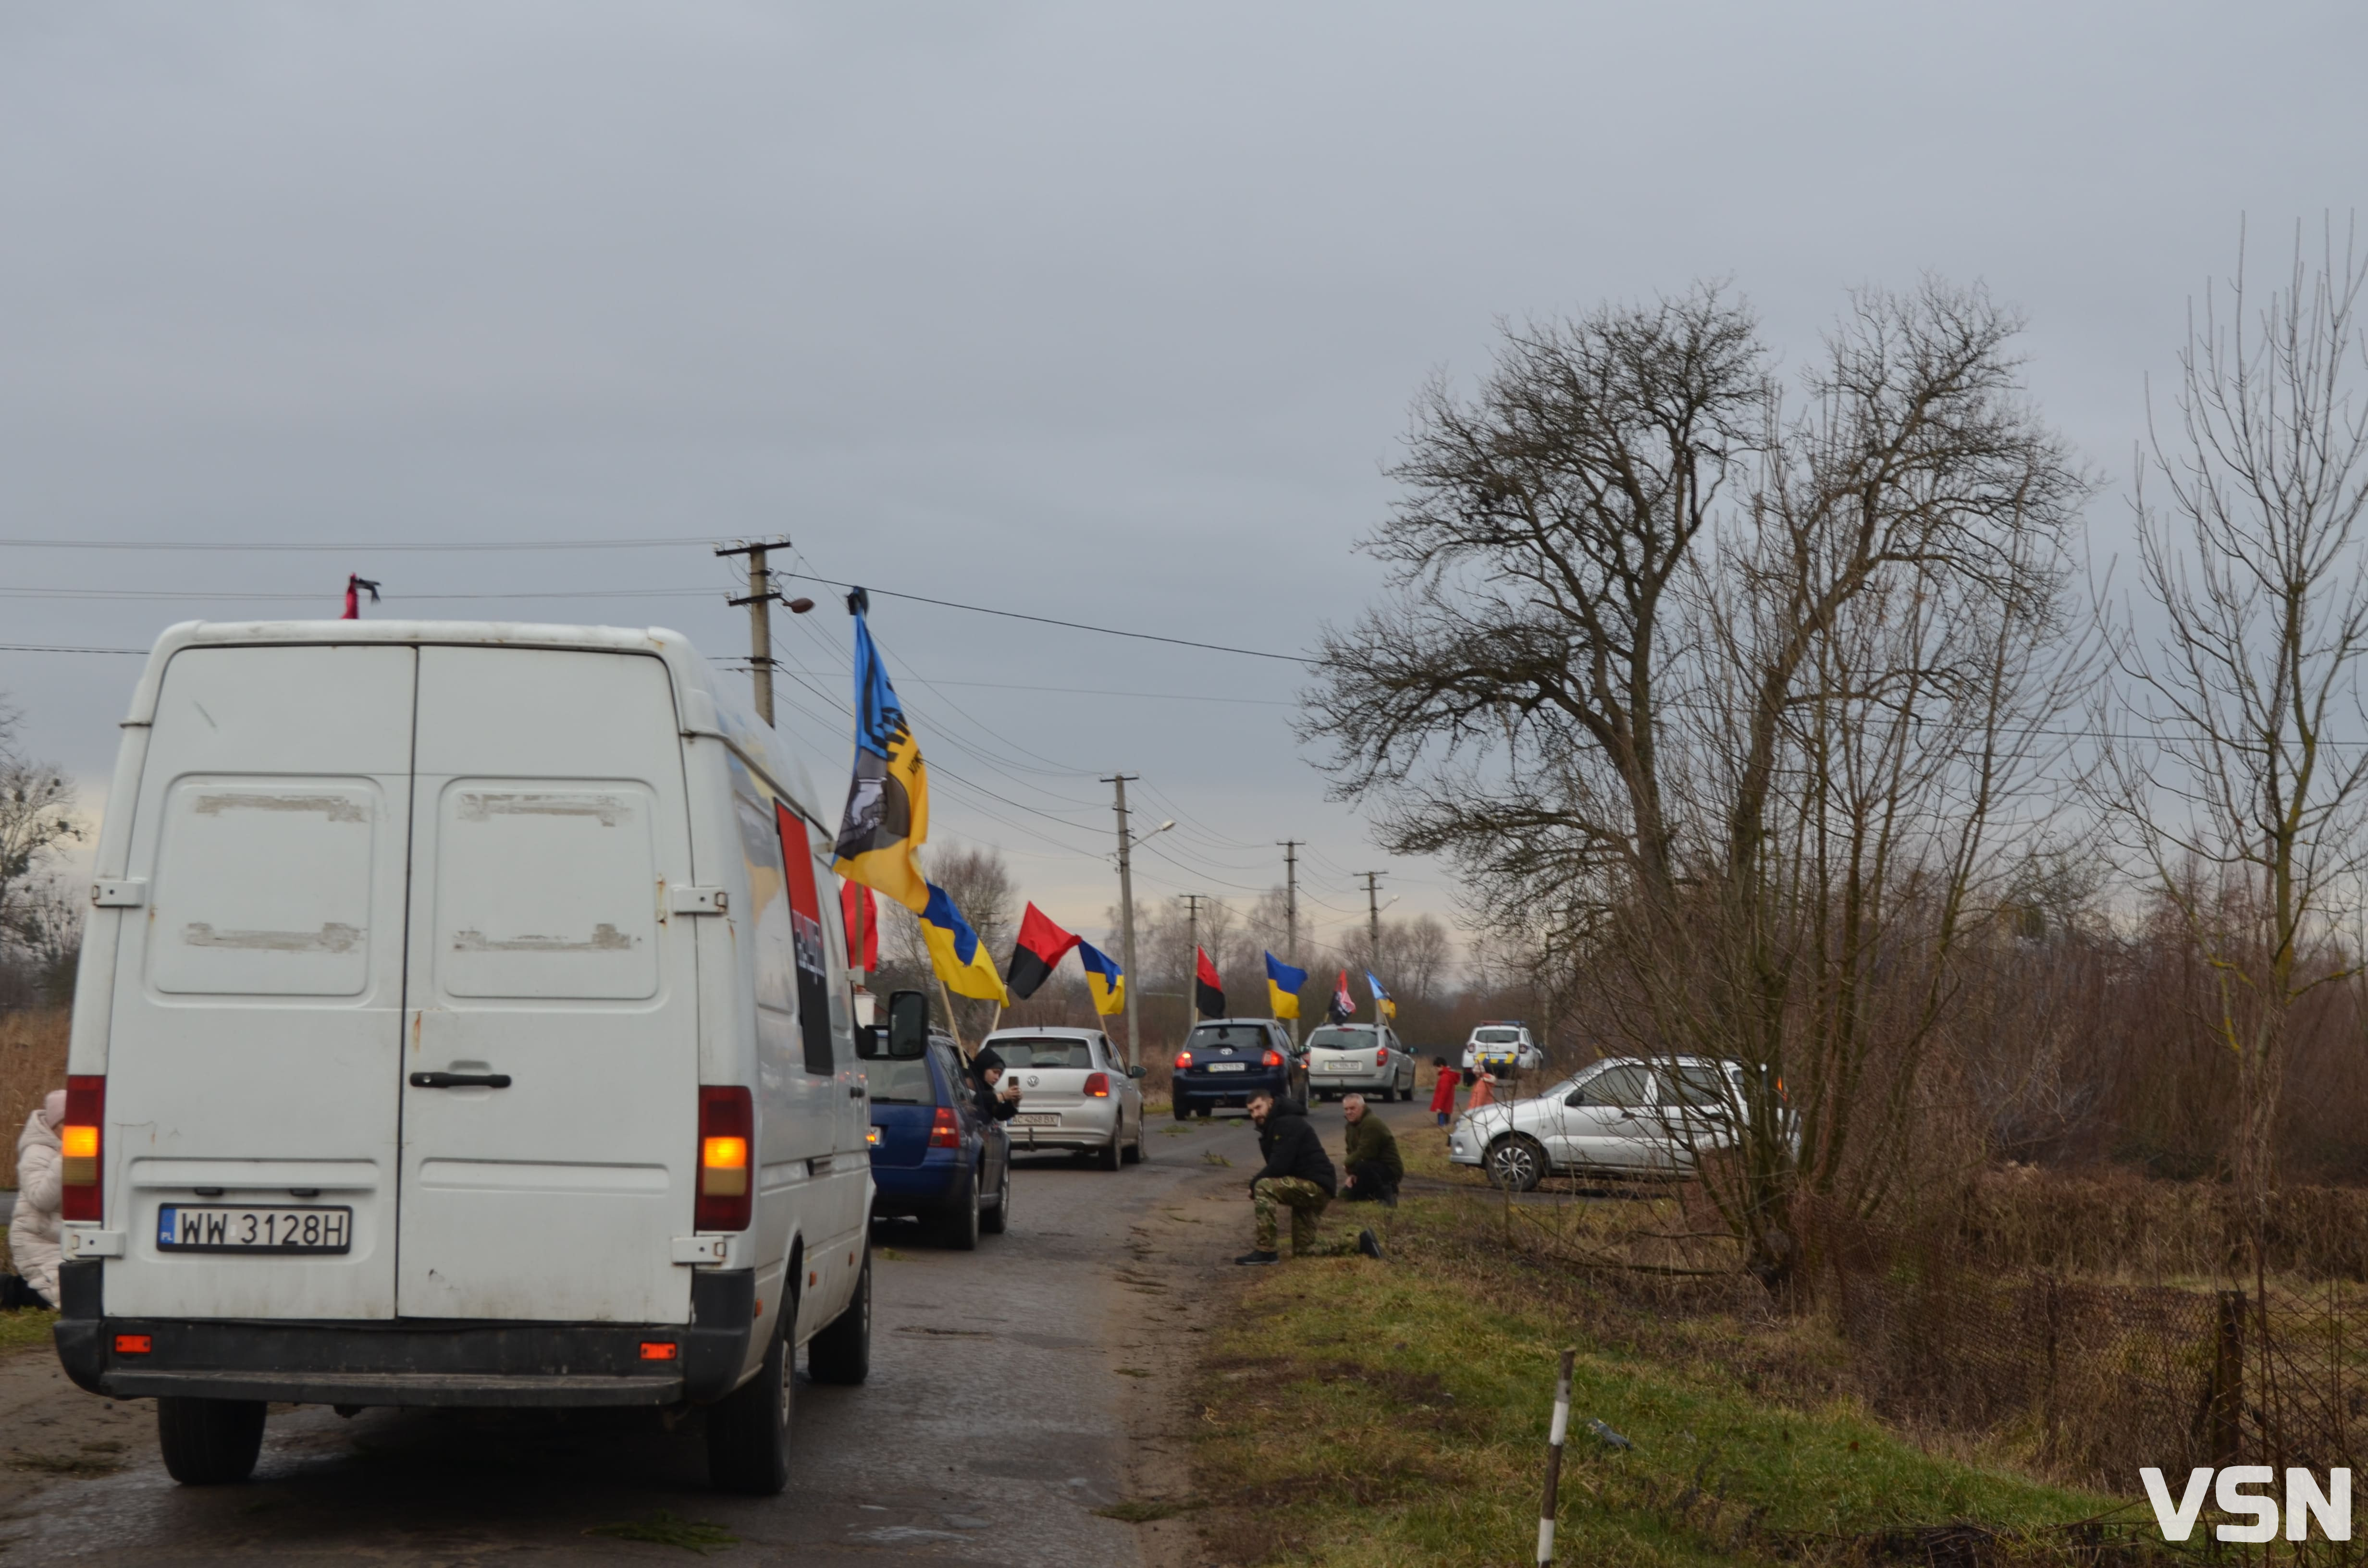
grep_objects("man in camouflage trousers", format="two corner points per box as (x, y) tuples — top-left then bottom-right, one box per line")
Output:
(1235, 1091), (1381, 1264)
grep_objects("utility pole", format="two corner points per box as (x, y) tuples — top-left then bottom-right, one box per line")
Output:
(715, 537), (799, 727)
(1181, 894), (1209, 1030)
(1103, 774), (1142, 1073)
(1278, 840), (1302, 1045)
(1358, 870), (1386, 967)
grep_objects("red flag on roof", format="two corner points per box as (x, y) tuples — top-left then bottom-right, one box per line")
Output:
(1195, 947), (1226, 1018)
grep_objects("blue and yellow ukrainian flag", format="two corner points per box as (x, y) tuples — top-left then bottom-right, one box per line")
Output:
(832, 611), (931, 914)
(919, 883), (1009, 1004)
(1364, 970), (1396, 1022)
(1264, 952), (1307, 1020)
(1078, 941), (1126, 1017)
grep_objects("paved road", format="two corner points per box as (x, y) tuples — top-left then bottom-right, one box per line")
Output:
(0, 1101), (1400, 1566)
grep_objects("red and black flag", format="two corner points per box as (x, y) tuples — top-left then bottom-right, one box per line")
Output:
(1005, 902), (1081, 1001)
(1327, 968), (1355, 1024)
(1194, 947), (1226, 1018)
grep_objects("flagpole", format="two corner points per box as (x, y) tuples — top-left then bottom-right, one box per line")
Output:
(938, 974), (967, 1057)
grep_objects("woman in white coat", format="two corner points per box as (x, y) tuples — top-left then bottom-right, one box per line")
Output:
(11, 1090), (64, 1308)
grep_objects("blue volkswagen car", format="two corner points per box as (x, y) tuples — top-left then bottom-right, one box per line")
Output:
(866, 1032), (1011, 1250)
(1171, 1017), (1306, 1118)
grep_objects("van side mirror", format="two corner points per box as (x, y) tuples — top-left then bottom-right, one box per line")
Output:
(1127, 1065), (1146, 1079)
(885, 990), (931, 1059)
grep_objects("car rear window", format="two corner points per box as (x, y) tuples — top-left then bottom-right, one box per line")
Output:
(1306, 1028), (1374, 1050)
(867, 1055), (938, 1105)
(1187, 1025), (1266, 1051)
(1474, 1029), (1520, 1044)
(991, 1038), (1096, 1070)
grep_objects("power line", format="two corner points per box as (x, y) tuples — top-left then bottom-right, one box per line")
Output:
(0, 586), (719, 601)
(773, 571), (1313, 666)
(0, 535), (704, 552)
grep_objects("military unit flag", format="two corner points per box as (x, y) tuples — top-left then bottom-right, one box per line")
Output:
(1005, 903), (1082, 1001)
(919, 882), (1009, 1004)
(1365, 970), (1396, 1021)
(832, 610), (931, 913)
(1078, 941), (1126, 1016)
(1328, 969), (1355, 1024)
(1263, 953), (1306, 1019)
(1194, 948), (1226, 1018)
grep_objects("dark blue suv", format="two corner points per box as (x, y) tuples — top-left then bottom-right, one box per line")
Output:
(866, 1033), (1011, 1250)
(1171, 1017), (1306, 1119)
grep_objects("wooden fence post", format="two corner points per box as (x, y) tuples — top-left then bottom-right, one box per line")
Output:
(2209, 1289), (2245, 1468)
(1538, 1348), (1575, 1567)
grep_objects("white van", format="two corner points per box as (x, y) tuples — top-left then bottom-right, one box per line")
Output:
(56, 621), (872, 1494)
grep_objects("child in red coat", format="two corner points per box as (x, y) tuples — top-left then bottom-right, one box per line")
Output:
(1429, 1058), (1460, 1127)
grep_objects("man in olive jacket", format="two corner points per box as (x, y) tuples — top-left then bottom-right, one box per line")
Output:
(1339, 1094), (1402, 1206)
(1236, 1092), (1379, 1264)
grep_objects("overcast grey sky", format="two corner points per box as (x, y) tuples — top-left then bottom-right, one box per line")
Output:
(0, 2), (2361, 967)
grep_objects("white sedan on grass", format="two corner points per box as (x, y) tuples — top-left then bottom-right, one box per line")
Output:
(1447, 1055), (1760, 1190)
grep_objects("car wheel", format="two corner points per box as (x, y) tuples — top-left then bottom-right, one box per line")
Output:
(937, 1167), (981, 1251)
(156, 1396), (266, 1485)
(1171, 1095), (1189, 1121)
(708, 1307), (793, 1494)
(1123, 1117), (1144, 1164)
(1098, 1126), (1123, 1171)
(1485, 1134), (1548, 1193)
(807, 1250), (871, 1385)
(981, 1159), (1011, 1235)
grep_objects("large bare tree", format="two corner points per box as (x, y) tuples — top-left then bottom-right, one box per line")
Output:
(2103, 222), (2368, 1218)
(1304, 284), (1768, 915)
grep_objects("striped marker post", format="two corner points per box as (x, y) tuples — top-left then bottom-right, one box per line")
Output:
(1537, 1348), (1575, 1566)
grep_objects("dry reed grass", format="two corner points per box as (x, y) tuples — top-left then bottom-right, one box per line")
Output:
(0, 1011), (66, 1186)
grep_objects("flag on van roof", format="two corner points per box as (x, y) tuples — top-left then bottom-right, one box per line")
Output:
(832, 610), (930, 914)
(1365, 970), (1396, 1022)
(1327, 969), (1355, 1024)
(1194, 947), (1226, 1018)
(1078, 940), (1125, 1016)
(919, 882), (1008, 1004)
(1005, 903), (1080, 1001)
(1263, 952), (1306, 1020)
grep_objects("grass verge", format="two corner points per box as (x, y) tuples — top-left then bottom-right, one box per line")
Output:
(0, 1309), (57, 1355)
(1187, 1185), (2140, 1567)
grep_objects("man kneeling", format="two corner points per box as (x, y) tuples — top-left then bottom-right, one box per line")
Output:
(1339, 1094), (1402, 1206)
(1236, 1091), (1379, 1265)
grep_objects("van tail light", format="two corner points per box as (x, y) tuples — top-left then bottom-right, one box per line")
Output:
(929, 1107), (961, 1148)
(1083, 1072), (1110, 1098)
(62, 1075), (104, 1223)
(1261, 1050), (1283, 1067)
(1174, 1052), (1191, 1071)
(695, 1085), (753, 1231)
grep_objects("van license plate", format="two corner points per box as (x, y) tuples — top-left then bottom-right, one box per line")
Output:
(1206, 1062), (1246, 1072)
(157, 1205), (352, 1254)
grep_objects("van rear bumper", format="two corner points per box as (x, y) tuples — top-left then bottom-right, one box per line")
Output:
(52, 1261), (754, 1408)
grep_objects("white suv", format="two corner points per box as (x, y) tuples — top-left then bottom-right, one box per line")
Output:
(1461, 1023), (1543, 1074)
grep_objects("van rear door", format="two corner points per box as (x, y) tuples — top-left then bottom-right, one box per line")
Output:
(395, 647), (698, 1325)
(101, 645), (417, 1320)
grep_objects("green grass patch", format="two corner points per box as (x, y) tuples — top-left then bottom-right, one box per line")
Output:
(0, 1308), (57, 1354)
(584, 1510), (738, 1553)
(1187, 1197), (2130, 1567)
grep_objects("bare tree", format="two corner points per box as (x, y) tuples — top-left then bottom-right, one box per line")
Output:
(0, 702), (83, 978)
(2103, 221), (2368, 1219)
(1305, 285), (1769, 915)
